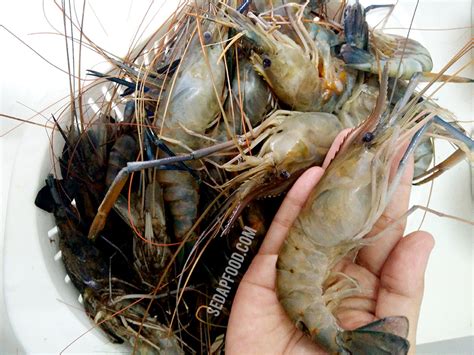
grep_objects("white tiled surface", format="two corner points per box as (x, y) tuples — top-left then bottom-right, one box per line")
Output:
(1, 0), (472, 353)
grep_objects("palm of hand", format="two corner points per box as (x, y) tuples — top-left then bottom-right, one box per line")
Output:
(226, 165), (433, 354)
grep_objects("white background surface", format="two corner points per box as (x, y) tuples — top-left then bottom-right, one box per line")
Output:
(1, 0), (472, 353)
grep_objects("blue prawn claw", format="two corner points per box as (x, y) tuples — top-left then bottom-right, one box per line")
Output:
(343, 1), (369, 50)
(341, 2), (432, 79)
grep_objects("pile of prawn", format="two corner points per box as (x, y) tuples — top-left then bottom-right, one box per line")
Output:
(30, 0), (473, 353)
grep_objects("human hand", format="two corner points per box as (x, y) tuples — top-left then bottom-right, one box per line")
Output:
(226, 152), (434, 354)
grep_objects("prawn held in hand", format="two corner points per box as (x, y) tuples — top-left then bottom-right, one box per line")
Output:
(276, 67), (428, 354)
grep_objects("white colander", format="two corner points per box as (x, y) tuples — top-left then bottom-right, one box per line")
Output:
(2, 1), (472, 353)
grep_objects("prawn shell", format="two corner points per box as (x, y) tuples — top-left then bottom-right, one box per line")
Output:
(262, 112), (344, 174)
(158, 170), (199, 240)
(153, 18), (228, 241)
(105, 134), (139, 188)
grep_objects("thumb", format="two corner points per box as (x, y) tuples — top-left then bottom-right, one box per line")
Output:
(376, 231), (434, 348)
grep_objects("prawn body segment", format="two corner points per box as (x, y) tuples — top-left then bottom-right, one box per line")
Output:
(341, 33), (433, 79)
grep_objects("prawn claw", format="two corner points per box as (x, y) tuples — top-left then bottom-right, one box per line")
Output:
(343, 1), (369, 50)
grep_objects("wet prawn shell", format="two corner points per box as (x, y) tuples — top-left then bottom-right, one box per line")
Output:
(232, 57), (272, 127)
(251, 48), (324, 112)
(157, 170), (199, 240)
(217, 57), (273, 142)
(260, 112), (343, 174)
(159, 30), (226, 151)
(370, 32), (433, 79)
(105, 134), (139, 188)
(293, 148), (380, 248)
(64, 117), (109, 184)
(276, 224), (340, 350)
(338, 82), (380, 129)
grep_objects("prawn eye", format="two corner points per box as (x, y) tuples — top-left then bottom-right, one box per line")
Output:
(203, 31), (212, 44)
(362, 131), (374, 142)
(280, 170), (290, 179)
(263, 57), (272, 69)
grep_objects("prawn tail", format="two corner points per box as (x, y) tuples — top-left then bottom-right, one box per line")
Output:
(337, 316), (410, 355)
(158, 170), (199, 241)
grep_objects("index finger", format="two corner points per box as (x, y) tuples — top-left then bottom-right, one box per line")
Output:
(258, 166), (324, 255)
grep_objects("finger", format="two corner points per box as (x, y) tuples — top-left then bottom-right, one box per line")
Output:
(376, 231), (434, 345)
(356, 152), (414, 276)
(259, 166), (324, 255)
(241, 254), (278, 289)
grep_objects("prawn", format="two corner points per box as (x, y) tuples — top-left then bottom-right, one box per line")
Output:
(155, 14), (228, 241)
(275, 67), (460, 353)
(221, 109), (343, 229)
(36, 175), (182, 353)
(225, 4), (348, 112)
(83, 288), (184, 355)
(106, 133), (172, 289)
(88, 5), (229, 241)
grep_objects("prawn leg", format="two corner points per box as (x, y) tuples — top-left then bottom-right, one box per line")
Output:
(396, 116), (473, 186)
(432, 116), (474, 151)
(365, 4), (395, 13)
(88, 140), (239, 240)
(86, 70), (152, 96)
(413, 148), (468, 185)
